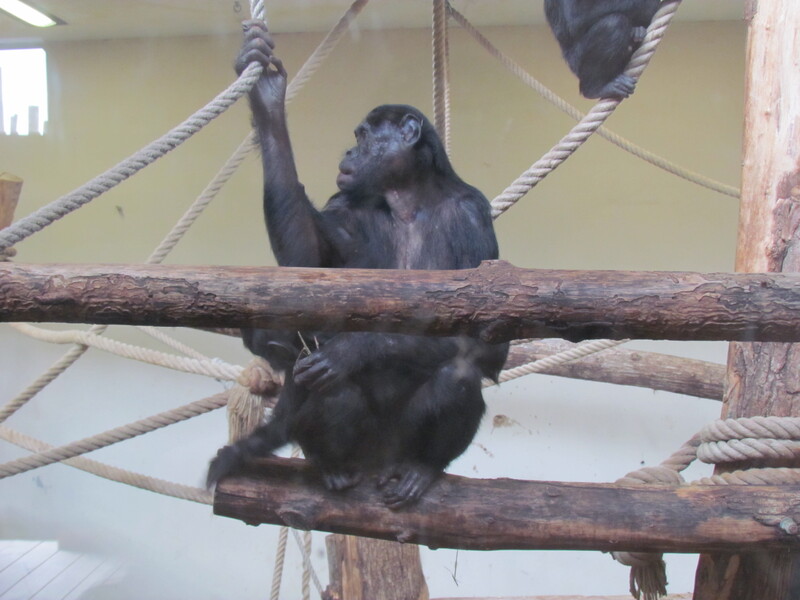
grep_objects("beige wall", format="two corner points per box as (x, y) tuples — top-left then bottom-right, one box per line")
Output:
(0, 18), (745, 599)
(3, 21), (743, 272)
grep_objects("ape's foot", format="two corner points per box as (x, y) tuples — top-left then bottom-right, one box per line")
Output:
(322, 469), (362, 491)
(589, 74), (636, 100)
(377, 463), (440, 509)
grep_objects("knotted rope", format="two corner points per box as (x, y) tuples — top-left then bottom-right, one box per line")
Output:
(612, 415), (800, 600)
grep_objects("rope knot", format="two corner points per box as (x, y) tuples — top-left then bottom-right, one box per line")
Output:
(237, 356), (283, 397)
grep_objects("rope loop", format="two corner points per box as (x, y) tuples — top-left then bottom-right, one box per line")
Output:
(697, 416), (800, 466)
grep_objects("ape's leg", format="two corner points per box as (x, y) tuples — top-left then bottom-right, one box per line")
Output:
(206, 394), (292, 488)
(567, 13), (637, 99)
(292, 379), (377, 491)
(378, 358), (485, 508)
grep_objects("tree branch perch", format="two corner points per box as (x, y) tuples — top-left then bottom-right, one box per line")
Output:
(213, 457), (800, 554)
(2, 261), (800, 343)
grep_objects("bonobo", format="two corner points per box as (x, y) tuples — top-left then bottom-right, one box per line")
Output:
(207, 21), (508, 508)
(544, 0), (661, 99)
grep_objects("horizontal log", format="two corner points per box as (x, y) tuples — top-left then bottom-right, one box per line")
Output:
(506, 340), (725, 400)
(436, 597), (692, 600)
(213, 457), (800, 554)
(435, 597), (692, 600)
(3, 261), (800, 343)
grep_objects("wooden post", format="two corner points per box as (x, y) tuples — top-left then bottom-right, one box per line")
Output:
(0, 172), (22, 260)
(693, 1), (800, 598)
(0, 172), (22, 229)
(324, 535), (429, 600)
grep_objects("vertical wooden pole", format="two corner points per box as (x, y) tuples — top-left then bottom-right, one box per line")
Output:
(693, 1), (800, 598)
(324, 535), (429, 600)
(0, 172), (23, 229)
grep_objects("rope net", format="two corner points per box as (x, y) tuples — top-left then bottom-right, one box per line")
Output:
(0, 1), (757, 599)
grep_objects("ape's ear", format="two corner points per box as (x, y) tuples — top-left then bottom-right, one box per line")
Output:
(399, 114), (422, 146)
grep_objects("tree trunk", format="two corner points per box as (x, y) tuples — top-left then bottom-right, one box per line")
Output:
(693, 1), (800, 598)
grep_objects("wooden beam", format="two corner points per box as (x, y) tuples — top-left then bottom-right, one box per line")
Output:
(693, 1), (800, 598)
(213, 457), (800, 555)
(506, 340), (724, 400)
(434, 596), (692, 600)
(323, 534), (428, 600)
(2, 262), (800, 343)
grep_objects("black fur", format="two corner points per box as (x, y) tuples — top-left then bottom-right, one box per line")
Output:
(207, 21), (508, 508)
(544, 0), (661, 99)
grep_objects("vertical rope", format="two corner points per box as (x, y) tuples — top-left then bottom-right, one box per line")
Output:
(269, 527), (289, 600)
(301, 531), (312, 600)
(249, 0), (265, 21)
(432, 0), (452, 154)
(269, 445), (303, 600)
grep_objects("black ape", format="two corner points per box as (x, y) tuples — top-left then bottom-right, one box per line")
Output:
(544, 0), (661, 99)
(207, 21), (508, 508)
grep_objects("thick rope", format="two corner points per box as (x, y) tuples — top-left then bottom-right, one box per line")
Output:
(146, 133), (257, 264)
(264, 475), (324, 600)
(285, 0), (370, 104)
(0, 336), (97, 425)
(0, 130), (255, 425)
(494, 339), (628, 385)
(432, 0), (452, 154)
(613, 414), (800, 599)
(250, 0), (264, 21)
(0, 393), (228, 479)
(697, 416), (800, 465)
(292, 528), (324, 595)
(490, 0), (682, 218)
(0, 63), (263, 253)
(447, 5), (739, 200)
(9, 323), (243, 381)
(0, 0), (368, 427)
(300, 530), (313, 599)
(137, 326), (211, 361)
(269, 526), (290, 600)
(0, 424), (212, 504)
(611, 434), (699, 600)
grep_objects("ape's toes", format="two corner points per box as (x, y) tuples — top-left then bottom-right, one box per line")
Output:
(322, 469), (362, 491)
(206, 444), (243, 489)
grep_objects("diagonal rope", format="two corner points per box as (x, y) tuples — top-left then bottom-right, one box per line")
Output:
(0, 0), (370, 427)
(494, 339), (629, 385)
(0, 394), (228, 479)
(0, 424), (213, 504)
(448, 4), (738, 200)
(488, 0), (684, 218)
(0, 62), (264, 253)
(9, 323), (243, 381)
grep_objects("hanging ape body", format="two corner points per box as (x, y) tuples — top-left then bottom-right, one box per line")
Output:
(544, 0), (661, 99)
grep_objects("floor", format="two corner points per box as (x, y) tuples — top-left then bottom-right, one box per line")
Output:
(0, 541), (123, 600)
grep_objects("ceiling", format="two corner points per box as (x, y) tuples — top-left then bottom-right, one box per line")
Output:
(0, 0), (745, 46)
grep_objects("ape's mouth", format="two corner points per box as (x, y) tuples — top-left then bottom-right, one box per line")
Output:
(336, 169), (353, 189)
